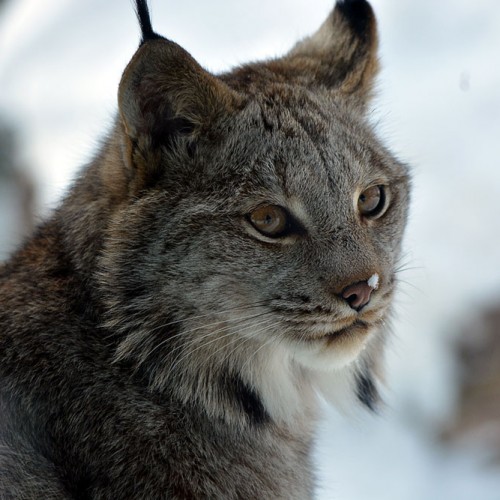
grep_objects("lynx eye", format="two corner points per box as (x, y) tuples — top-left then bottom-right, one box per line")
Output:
(358, 185), (386, 218)
(249, 205), (289, 237)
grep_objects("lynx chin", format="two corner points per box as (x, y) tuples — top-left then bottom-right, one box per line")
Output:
(0, 0), (410, 498)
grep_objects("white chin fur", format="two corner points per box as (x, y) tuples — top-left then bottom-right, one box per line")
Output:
(290, 335), (370, 372)
(238, 327), (372, 423)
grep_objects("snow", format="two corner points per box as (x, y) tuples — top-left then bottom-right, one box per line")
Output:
(1, 0), (500, 498)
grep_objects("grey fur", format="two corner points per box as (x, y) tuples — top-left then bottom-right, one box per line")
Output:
(0, 1), (410, 498)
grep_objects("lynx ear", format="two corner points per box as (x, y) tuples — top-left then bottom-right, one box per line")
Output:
(118, 2), (238, 188)
(275, 0), (379, 106)
(119, 39), (235, 148)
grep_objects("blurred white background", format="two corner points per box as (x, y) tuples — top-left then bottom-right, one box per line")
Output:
(1, 1), (500, 498)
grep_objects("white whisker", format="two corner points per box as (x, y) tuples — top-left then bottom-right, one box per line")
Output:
(215, 318), (282, 371)
(165, 315), (277, 380)
(240, 324), (286, 373)
(145, 300), (269, 336)
(142, 309), (272, 363)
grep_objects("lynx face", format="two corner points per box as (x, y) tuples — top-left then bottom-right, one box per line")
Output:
(102, 0), (410, 419)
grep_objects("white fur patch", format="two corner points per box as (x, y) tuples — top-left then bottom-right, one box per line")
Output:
(312, 365), (359, 414)
(242, 342), (313, 424)
(239, 330), (369, 424)
(367, 273), (379, 290)
(290, 333), (370, 372)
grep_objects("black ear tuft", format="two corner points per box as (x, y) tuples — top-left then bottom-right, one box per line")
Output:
(135, 0), (163, 45)
(356, 371), (379, 412)
(336, 0), (375, 40)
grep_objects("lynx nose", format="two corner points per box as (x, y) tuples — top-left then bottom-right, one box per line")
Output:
(342, 281), (374, 312)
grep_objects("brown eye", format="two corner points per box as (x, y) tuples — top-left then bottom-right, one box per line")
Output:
(358, 185), (386, 218)
(249, 205), (289, 237)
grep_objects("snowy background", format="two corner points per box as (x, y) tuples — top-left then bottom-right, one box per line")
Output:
(1, 1), (500, 498)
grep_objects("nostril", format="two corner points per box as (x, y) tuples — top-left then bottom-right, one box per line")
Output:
(342, 281), (373, 311)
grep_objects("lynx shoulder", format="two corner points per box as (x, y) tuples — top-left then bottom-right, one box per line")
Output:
(0, 0), (410, 497)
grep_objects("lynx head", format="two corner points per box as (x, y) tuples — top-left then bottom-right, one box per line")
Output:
(98, 0), (410, 424)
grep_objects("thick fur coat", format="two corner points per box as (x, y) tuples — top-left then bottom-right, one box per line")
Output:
(0, 1), (410, 498)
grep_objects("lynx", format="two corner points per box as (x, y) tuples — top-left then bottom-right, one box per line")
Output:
(0, 0), (410, 498)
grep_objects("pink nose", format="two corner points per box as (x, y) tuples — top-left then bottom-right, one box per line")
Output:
(342, 281), (373, 311)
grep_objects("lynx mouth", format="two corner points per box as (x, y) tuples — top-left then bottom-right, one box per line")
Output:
(289, 319), (375, 372)
(290, 318), (370, 343)
(280, 306), (385, 345)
